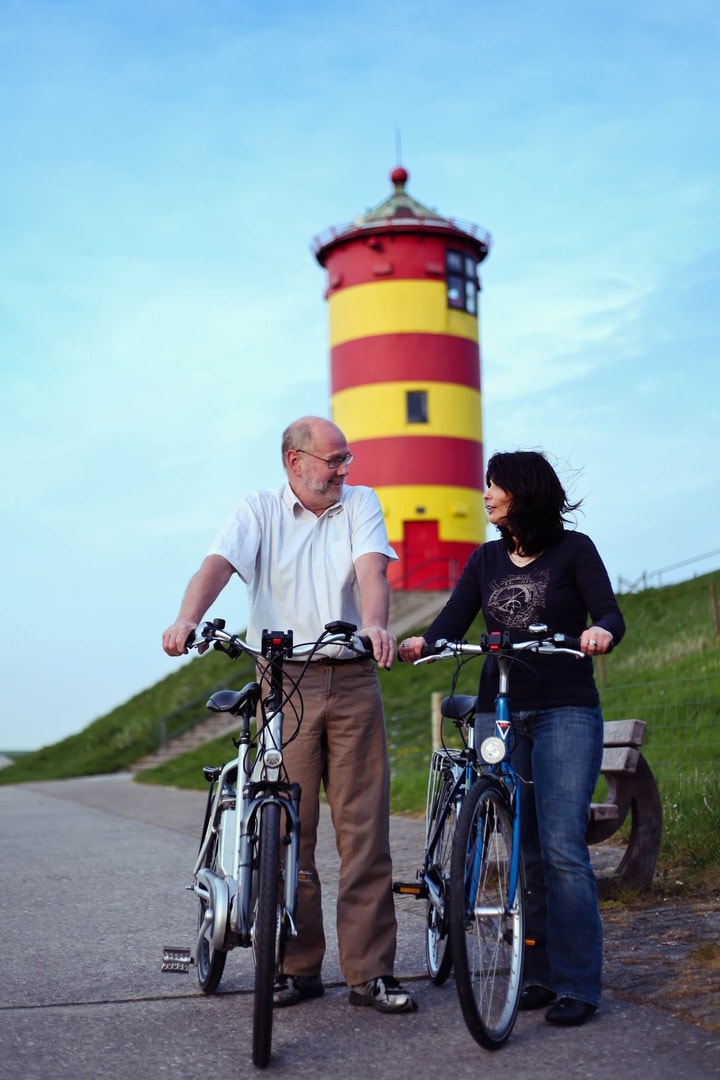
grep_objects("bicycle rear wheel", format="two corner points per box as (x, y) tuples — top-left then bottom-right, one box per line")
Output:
(449, 776), (524, 1050)
(424, 752), (458, 984)
(252, 802), (282, 1069)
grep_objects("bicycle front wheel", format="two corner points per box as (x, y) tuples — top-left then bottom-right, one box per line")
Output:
(424, 754), (458, 984)
(449, 776), (524, 1050)
(252, 802), (282, 1069)
(196, 828), (227, 994)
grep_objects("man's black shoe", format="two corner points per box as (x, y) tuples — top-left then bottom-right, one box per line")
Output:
(273, 975), (324, 1008)
(519, 984), (555, 1010)
(545, 998), (597, 1026)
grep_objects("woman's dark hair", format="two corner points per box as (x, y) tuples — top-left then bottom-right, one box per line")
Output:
(486, 450), (581, 555)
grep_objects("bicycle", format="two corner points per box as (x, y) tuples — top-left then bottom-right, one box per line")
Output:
(161, 617), (368, 1069)
(394, 624), (582, 1050)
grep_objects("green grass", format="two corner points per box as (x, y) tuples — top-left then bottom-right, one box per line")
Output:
(3, 571), (720, 891)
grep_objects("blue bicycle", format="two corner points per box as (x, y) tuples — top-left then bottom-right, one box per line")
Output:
(397, 624), (582, 1049)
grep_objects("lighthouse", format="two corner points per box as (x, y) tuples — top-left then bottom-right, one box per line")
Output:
(312, 167), (491, 590)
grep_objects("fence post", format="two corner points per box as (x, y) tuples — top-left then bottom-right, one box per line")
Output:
(431, 692), (442, 750)
(711, 580), (720, 638)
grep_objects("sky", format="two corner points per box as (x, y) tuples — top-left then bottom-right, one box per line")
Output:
(2, 0), (719, 751)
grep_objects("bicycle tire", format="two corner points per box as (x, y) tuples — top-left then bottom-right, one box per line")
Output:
(196, 828), (228, 994)
(252, 802), (282, 1070)
(449, 775), (524, 1050)
(424, 758), (458, 984)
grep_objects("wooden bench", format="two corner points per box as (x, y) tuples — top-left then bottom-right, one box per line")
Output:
(586, 719), (663, 893)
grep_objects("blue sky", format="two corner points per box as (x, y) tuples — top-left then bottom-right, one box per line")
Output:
(2, 0), (719, 751)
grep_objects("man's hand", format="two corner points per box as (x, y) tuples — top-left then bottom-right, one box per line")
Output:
(360, 625), (397, 670)
(161, 556), (234, 658)
(162, 619), (203, 657)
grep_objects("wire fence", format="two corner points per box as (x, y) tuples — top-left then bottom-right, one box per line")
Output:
(617, 547), (720, 592)
(599, 673), (720, 778)
(387, 673), (720, 786)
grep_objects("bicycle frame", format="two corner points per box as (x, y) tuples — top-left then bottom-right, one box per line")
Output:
(483, 653), (523, 911)
(191, 625), (323, 959)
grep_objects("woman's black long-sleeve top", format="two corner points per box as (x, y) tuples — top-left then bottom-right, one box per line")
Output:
(423, 531), (625, 711)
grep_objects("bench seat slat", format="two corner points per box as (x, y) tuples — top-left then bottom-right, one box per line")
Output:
(600, 745), (640, 774)
(601, 719), (646, 748)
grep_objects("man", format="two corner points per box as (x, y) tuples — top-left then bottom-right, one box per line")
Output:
(162, 416), (417, 1014)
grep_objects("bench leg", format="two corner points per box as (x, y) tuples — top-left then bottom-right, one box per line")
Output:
(600, 755), (663, 894)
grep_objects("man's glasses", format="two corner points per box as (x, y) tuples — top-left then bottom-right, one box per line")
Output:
(294, 449), (354, 471)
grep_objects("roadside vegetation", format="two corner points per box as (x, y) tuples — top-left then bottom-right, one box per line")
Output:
(3, 570), (719, 893)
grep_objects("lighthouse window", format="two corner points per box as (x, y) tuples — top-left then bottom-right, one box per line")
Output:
(406, 390), (428, 424)
(446, 249), (477, 314)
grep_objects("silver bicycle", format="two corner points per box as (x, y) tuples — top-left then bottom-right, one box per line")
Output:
(162, 618), (368, 1069)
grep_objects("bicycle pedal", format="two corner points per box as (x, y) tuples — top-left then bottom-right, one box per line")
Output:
(393, 880), (429, 899)
(161, 946), (193, 973)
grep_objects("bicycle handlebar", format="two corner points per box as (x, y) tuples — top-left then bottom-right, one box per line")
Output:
(414, 624), (586, 664)
(185, 619), (372, 662)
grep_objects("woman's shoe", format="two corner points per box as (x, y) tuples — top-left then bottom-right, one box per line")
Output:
(519, 984), (555, 1010)
(545, 998), (597, 1026)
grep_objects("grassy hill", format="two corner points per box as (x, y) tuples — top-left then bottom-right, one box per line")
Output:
(3, 570), (719, 890)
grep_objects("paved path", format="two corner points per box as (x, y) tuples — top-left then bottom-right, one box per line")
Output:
(1, 776), (718, 1079)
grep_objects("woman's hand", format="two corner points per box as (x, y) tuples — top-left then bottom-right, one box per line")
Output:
(398, 636), (428, 662)
(580, 626), (613, 655)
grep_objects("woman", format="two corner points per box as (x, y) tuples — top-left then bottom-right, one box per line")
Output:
(401, 450), (625, 1027)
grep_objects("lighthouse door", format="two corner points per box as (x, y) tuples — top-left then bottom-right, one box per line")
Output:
(403, 520), (447, 590)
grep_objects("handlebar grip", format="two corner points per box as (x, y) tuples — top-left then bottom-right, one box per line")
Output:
(420, 640), (446, 658)
(396, 639), (446, 662)
(555, 632), (613, 654)
(555, 633), (582, 651)
(184, 630), (196, 650)
(358, 634), (373, 658)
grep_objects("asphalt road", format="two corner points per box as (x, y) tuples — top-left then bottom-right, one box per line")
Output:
(1, 776), (718, 1079)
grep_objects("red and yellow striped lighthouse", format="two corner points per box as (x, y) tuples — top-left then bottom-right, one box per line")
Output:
(312, 166), (491, 590)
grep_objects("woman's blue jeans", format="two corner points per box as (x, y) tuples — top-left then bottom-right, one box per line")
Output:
(476, 705), (604, 1006)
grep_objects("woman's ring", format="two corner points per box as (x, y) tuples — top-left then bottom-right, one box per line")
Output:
(589, 639), (597, 646)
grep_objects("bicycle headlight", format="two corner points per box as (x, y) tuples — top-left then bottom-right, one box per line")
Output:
(480, 736), (506, 764)
(263, 748), (283, 769)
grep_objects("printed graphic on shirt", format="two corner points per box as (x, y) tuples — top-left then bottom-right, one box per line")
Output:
(486, 570), (550, 628)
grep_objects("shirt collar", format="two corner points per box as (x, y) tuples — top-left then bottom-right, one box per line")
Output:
(282, 482), (345, 518)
